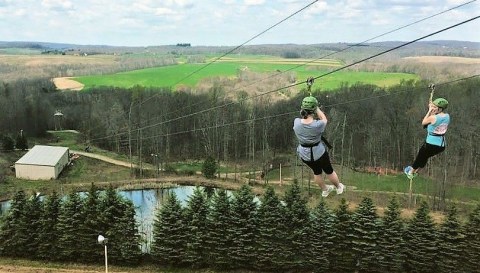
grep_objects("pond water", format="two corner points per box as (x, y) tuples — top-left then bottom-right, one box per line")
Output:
(0, 186), (206, 252)
(119, 186), (199, 251)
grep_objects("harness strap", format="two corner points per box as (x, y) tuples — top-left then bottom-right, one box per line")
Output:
(300, 141), (321, 148)
(301, 141), (320, 162)
(429, 132), (446, 146)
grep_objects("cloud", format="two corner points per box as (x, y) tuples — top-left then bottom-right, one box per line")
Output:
(0, 0), (14, 7)
(41, 0), (74, 11)
(0, 0), (478, 46)
(244, 0), (265, 6)
(154, 7), (177, 16)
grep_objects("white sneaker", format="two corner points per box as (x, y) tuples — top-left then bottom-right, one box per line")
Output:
(336, 183), (345, 195)
(321, 185), (335, 197)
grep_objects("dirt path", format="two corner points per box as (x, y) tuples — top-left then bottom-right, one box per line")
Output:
(72, 150), (141, 168)
(0, 265), (99, 273)
(52, 77), (84, 91)
(0, 264), (150, 273)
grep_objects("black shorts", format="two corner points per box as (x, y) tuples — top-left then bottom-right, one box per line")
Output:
(412, 142), (445, 169)
(302, 151), (334, 175)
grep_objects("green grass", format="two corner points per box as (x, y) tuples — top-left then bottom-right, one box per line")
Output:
(4, 130), (477, 208)
(0, 257), (252, 273)
(75, 56), (419, 91)
(0, 156), (132, 200)
(264, 164), (480, 204)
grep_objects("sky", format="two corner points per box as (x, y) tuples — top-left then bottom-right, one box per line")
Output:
(0, 0), (478, 47)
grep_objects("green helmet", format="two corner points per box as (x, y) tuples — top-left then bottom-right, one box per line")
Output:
(433, 98), (448, 109)
(301, 96), (318, 111)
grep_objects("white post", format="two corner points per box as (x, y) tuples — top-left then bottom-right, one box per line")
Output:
(279, 163), (282, 185)
(98, 235), (108, 273)
(104, 244), (108, 273)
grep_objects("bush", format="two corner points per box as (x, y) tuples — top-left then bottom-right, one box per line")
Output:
(164, 164), (178, 174)
(2, 135), (14, 151)
(15, 132), (28, 150)
(282, 51), (301, 59)
(202, 156), (217, 179)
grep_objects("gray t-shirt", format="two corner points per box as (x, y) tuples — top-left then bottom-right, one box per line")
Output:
(293, 118), (326, 161)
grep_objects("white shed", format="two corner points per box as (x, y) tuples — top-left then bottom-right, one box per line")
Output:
(15, 145), (70, 180)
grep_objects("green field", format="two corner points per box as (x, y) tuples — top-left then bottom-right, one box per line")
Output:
(75, 55), (419, 91)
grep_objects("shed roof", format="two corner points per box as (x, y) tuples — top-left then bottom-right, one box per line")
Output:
(15, 145), (69, 167)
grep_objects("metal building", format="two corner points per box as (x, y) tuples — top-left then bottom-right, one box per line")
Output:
(15, 145), (70, 180)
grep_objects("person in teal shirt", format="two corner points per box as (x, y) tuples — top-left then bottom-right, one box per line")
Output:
(405, 98), (450, 179)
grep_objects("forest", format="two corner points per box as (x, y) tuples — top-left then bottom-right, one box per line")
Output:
(1, 75), (479, 185)
(0, 183), (479, 273)
(0, 41), (479, 272)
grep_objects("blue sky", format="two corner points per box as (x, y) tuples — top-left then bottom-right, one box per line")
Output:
(0, 0), (478, 46)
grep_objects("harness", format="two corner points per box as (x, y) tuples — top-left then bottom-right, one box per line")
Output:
(428, 131), (446, 147)
(300, 141), (321, 162)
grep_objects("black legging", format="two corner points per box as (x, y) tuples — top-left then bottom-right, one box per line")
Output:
(302, 151), (334, 175)
(412, 142), (445, 169)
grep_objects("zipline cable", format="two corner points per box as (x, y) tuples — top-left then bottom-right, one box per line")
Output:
(82, 0), (319, 142)
(127, 0), (476, 130)
(121, 74), (480, 142)
(88, 15), (480, 143)
(136, 0), (320, 107)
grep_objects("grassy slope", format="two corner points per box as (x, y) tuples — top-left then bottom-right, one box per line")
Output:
(75, 55), (419, 90)
(2, 131), (477, 212)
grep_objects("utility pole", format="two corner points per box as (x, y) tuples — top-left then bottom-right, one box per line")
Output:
(128, 102), (134, 176)
(151, 153), (159, 178)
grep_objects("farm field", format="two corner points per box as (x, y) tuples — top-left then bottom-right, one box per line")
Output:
(0, 53), (116, 66)
(403, 55), (480, 64)
(73, 55), (419, 91)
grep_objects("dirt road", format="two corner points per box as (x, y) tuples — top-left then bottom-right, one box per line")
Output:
(72, 150), (141, 169)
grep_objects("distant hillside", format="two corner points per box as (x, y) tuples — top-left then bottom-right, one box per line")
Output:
(0, 40), (479, 57)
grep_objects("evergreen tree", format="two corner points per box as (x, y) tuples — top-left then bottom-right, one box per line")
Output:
(24, 193), (43, 258)
(202, 156), (217, 179)
(462, 203), (480, 273)
(310, 200), (334, 273)
(230, 185), (258, 269)
(378, 196), (404, 273)
(330, 198), (355, 273)
(151, 192), (187, 266)
(403, 201), (437, 273)
(256, 186), (287, 271)
(0, 191), (28, 257)
(56, 192), (86, 262)
(184, 186), (209, 268)
(1, 135), (14, 151)
(109, 200), (141, 265)
(206, 189), (232, 270)
(351, 197), (379, 273)
(81, 183), (102, 263)
(37, 191), (61, 260)
(15, 130), (28, 150)
(99, 185), (131, 264)
(283, 180), (311, 270)
(437, 205), (463, 273)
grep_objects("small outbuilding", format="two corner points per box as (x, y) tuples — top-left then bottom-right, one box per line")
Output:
(15, 145), (70, 180)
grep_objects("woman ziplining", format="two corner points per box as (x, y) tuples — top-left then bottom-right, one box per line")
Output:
(404, 87), (450, 179)
(293, 93), (345, 198)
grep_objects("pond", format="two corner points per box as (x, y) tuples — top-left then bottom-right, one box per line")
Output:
(0, 186), (211, 252)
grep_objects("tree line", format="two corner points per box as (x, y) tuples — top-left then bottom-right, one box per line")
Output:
(1, 182), (479, 272)
(1, 77), (479, 185)
(0, 184), (141, 264)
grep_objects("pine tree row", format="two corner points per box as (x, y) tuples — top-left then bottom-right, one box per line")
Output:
(152, 182), (480, 273)
(0, 182), (479, 273)
(0, 184), (141, 265)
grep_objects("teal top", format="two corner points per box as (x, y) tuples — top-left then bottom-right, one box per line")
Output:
(426, 113), (450, 147)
